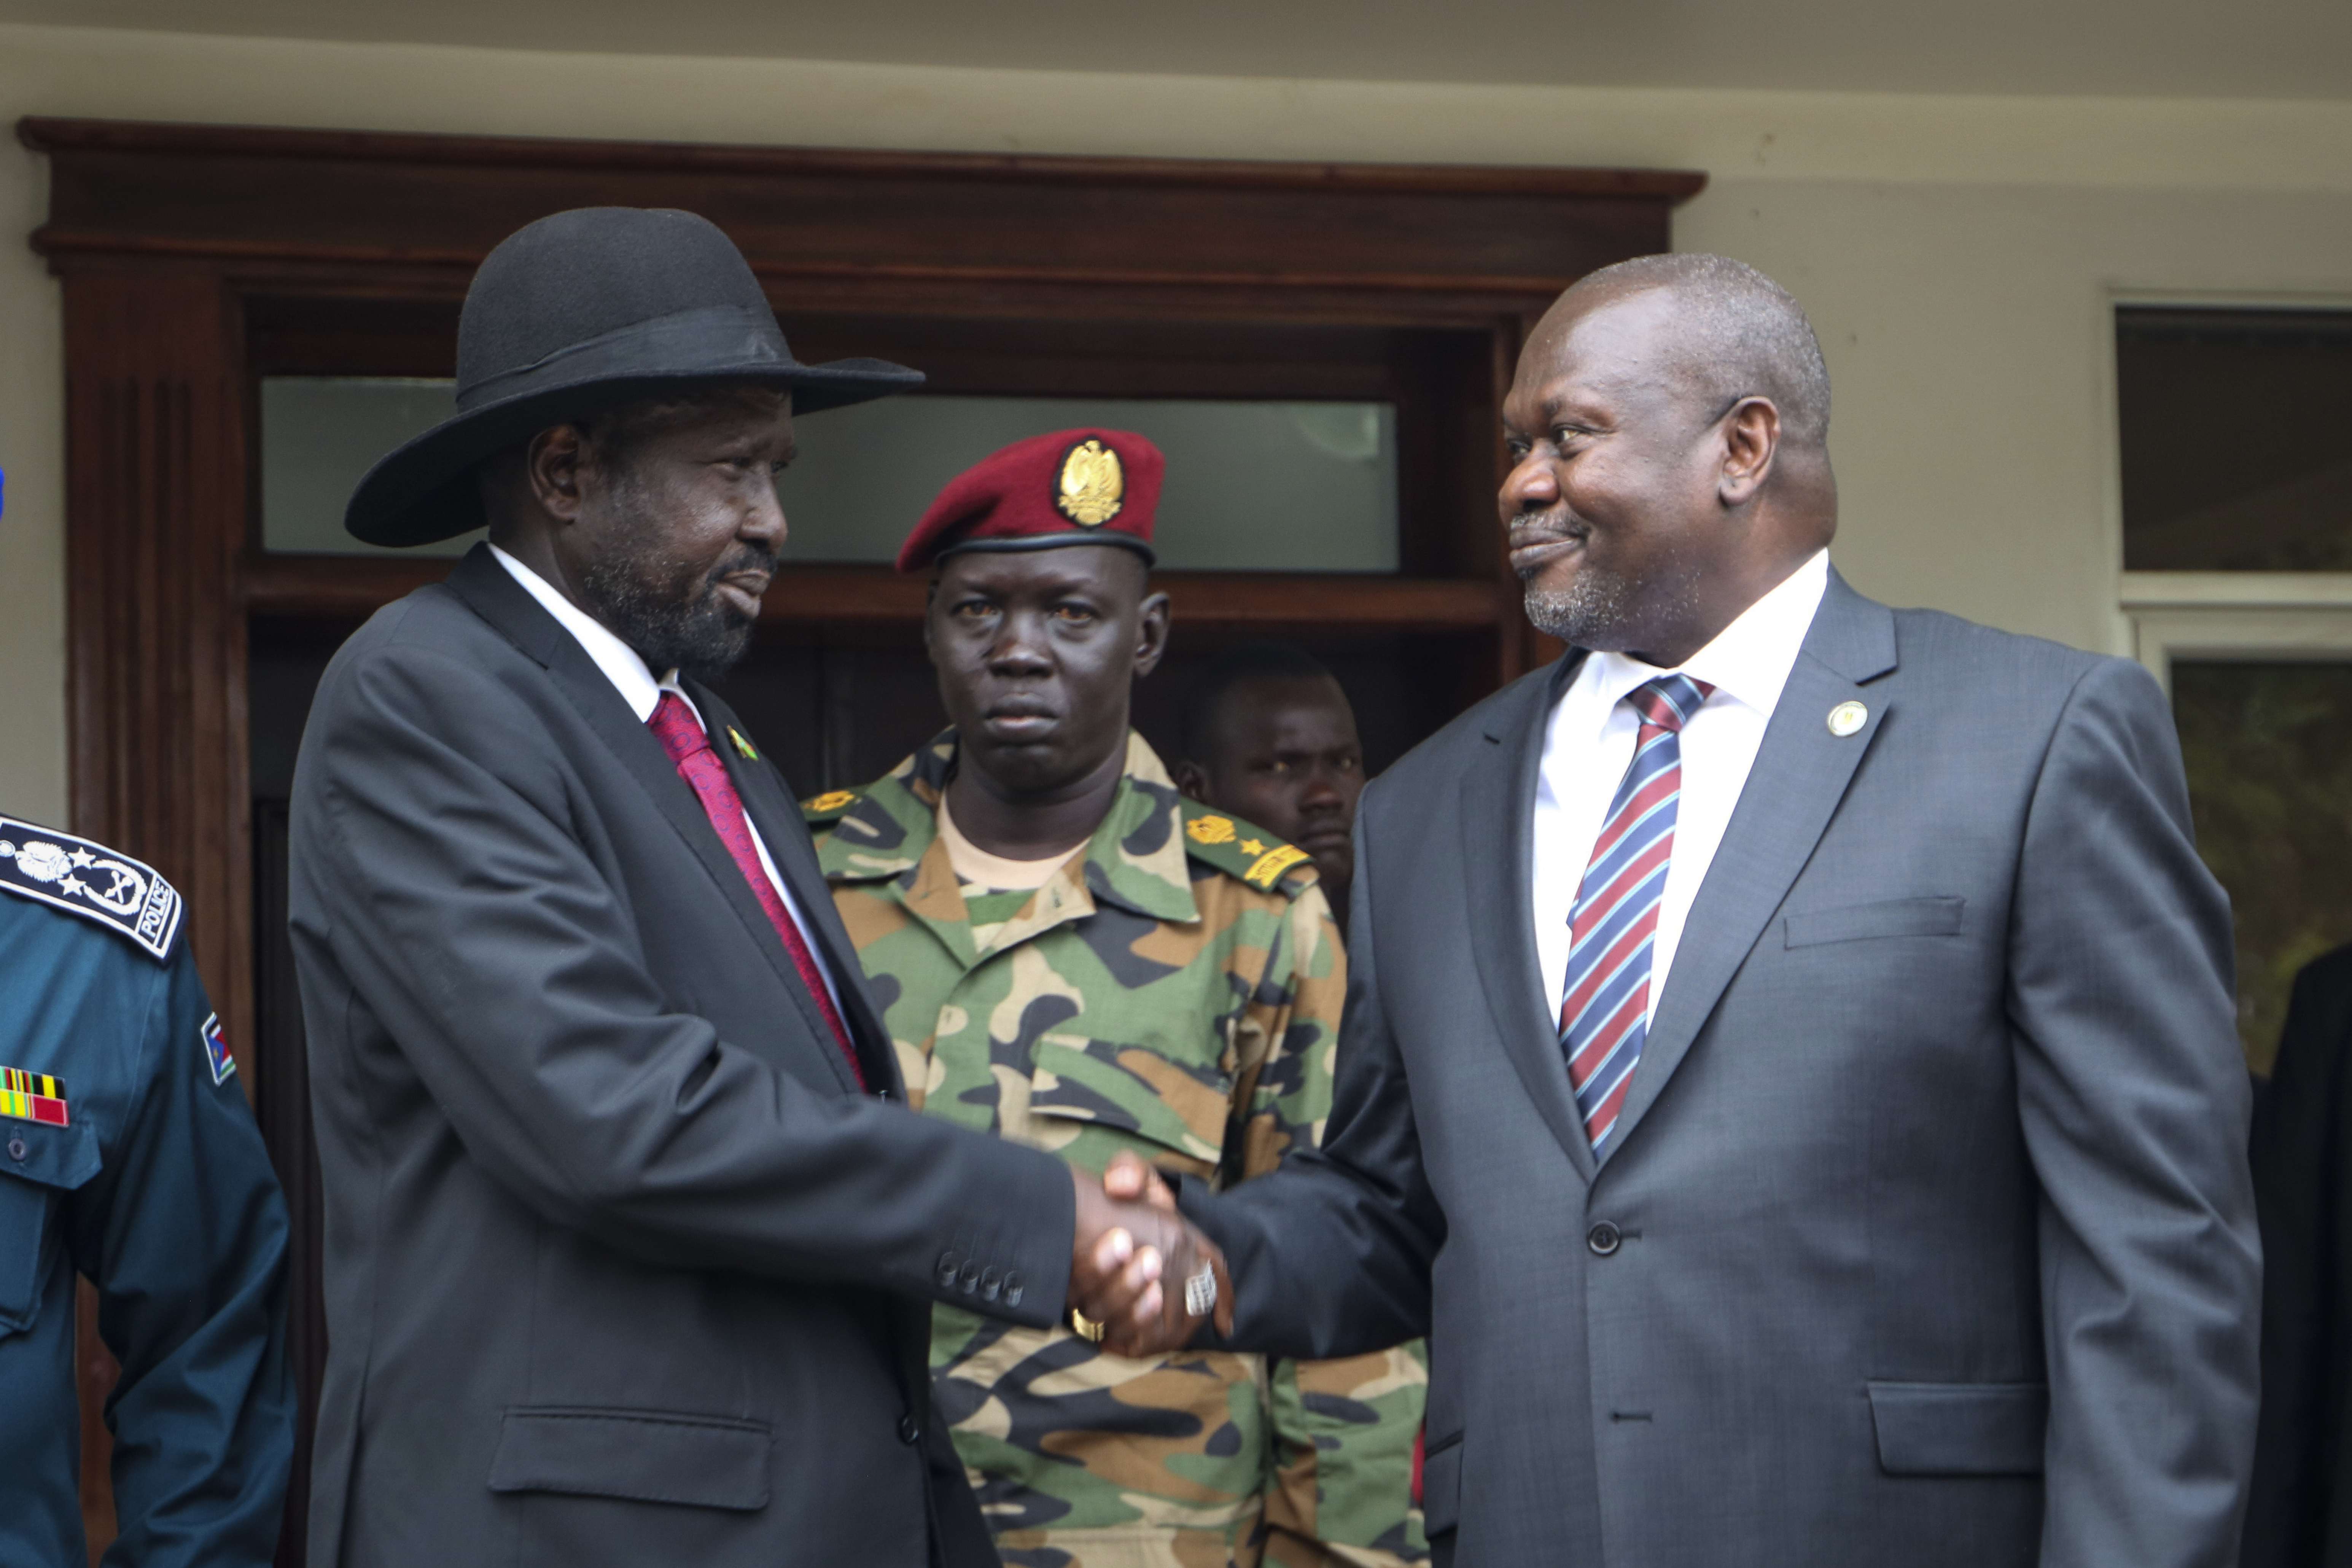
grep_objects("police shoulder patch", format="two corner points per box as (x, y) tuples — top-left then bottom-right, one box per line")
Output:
(800, 789), (862, 825)
(1175, 799), (1317, 897)
(0, 817), (182, 961)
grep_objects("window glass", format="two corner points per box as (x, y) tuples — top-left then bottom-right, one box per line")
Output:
(261, 379), (1397, 571)
(2118, 308), (2352, 572)
(260, 378), (471, 556)
(2172, 660), (2352, 1071)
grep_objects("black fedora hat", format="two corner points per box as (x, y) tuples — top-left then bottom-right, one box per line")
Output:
(345, 207), (922, 547)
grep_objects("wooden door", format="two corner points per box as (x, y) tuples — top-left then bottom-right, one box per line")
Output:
(25, 115), (1700, 1561)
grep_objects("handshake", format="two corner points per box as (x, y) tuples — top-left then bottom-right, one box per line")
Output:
(1063, 1152), (1235, 1358)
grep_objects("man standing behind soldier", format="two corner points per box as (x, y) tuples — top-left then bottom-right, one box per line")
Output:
(807, 429), (1404, 1566)
(1173, 643), (1368, 936)
(1172, 645), (1427, 1565)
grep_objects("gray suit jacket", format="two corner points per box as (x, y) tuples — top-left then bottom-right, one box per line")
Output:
(289, 546), (1075, 1568)
(1186, 571), (2261, 1567)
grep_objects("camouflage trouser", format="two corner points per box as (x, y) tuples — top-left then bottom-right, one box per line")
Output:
(945, 1314), (1275, 1567)
(1260, 1343), (1432, 1568)
(993, 1527), (1261, 1568)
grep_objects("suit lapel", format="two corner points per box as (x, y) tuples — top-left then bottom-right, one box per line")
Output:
(1458, 655), (1598, 1185)
(1606, 570), (1898, 1154)
(692, 682), (900, 1096)
(444, 551), (864, 1094)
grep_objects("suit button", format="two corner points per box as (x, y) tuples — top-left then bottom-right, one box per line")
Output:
(958, 1261), (980, 1296)
(979, 1267), (1001, 1302)
(1587, 1222), (1622, 1257)
(5, 1137), (24, 1162)
(898, 1414), (922, 1445)
(1003, 1272), (1022, 1308)
(937, 1252), (960, 1287)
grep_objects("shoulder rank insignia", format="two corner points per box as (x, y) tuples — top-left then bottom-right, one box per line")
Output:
(200, 1013), (237, 1086)
(0, 818), (181, 961)
(0, 1067), (67, 1127)
(1175, 800), (1316, 896)
(801, 789), (861, 824)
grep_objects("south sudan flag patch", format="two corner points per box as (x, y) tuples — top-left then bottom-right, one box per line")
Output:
(1, 1067), (68, 1127)
(200, 1013), (236, 1086)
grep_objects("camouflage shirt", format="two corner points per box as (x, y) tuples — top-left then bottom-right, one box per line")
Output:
(810, 731), (1424, 1567)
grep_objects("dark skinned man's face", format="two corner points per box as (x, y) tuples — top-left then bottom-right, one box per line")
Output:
(926, 545), (1169, 798)
(1499, 287), (1737, 664)
(1175, 676), (1363, 902)
(551, 391), (794, 680)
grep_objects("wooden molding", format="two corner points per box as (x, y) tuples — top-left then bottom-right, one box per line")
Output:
(21, 117), (1701, 322)
(63, 271), (254, 1059)
(60, 269), (253, 1560)
(21, 116), (1706, 201)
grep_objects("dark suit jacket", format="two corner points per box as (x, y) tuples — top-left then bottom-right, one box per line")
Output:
(2246, 943), (2352, 1567)
(288, 546), (1074, 1568)
(1184, 570), (2261, 1568)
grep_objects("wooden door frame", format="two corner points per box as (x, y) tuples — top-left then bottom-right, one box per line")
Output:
(24, 114), (1698, 1557)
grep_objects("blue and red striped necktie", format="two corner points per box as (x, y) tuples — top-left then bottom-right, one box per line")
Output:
(1558, 673), (1713, 1155)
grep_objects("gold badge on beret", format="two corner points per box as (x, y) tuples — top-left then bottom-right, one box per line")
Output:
(1056, 438), (1125, 527)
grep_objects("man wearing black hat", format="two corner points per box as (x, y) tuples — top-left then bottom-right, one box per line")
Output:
(289, 208), (1222, 1568)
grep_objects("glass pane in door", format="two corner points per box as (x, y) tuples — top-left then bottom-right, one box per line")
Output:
(261, 379), (1398, 571)
(2173, 659), (2352, 1071)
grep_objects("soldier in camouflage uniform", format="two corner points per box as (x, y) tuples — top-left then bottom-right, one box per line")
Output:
(804, 427), (1419, 1567)
(1173, 645), (1431, 1568)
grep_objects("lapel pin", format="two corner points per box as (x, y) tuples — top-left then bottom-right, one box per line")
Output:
(1827, 701), (1868, 737)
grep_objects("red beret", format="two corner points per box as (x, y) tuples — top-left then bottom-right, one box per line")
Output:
(896, 427), (1163, 573)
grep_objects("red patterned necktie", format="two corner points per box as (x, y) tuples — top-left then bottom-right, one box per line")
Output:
(1558, 673), (1713, 1154)
(647, 692), (866, 1090)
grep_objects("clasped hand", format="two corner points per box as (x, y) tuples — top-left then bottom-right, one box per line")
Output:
(1065, 1152), (1234, 1358)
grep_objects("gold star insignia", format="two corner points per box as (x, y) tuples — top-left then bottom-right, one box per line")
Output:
(1239, 838), (1265, 856)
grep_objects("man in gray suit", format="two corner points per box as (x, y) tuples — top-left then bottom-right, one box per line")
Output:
(291, 207), (1219, 1568)
(1084, 254), (2261, 1565)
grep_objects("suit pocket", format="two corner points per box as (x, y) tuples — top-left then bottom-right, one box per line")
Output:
(488, 1406), (773, 1510)
(1419, 1429), (1464, 1537)
(1867, 1381), (2046, 1476)
(1784, 896), (1965, 949)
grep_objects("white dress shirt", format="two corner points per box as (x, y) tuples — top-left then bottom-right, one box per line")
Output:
(488, 543), (843, 1013)
(1531, 549), (1831, 1026)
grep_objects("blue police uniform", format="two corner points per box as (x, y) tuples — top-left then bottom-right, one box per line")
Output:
(0, 817), (293, 1566)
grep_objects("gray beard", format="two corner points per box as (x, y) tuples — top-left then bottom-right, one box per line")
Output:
(1521, 562), (1632, 648)
(576, 489), (767, 682)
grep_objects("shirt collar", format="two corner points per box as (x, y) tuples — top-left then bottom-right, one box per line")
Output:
(489, 542), (682, 725)
(1580, 548), (1831, 721)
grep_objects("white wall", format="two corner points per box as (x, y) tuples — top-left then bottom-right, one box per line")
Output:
(3, 20), (2349, 820)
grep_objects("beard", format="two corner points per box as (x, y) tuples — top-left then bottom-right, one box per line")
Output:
(577, 495), (772, 682)
(1520, 548), (1634, 648)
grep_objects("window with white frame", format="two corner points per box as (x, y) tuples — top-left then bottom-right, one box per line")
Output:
(2117, 305), (2352, 1072)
